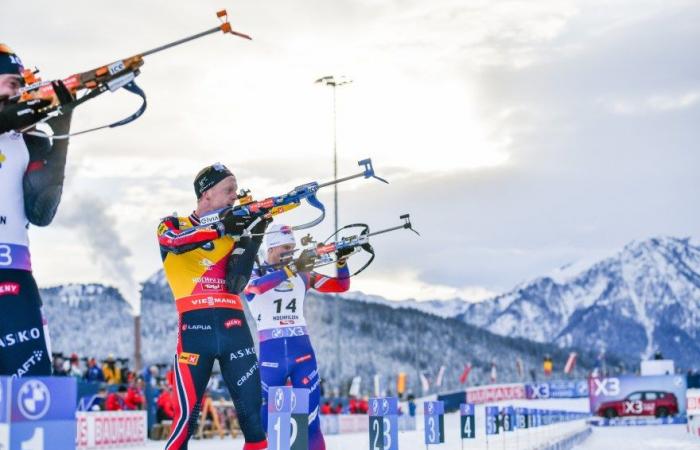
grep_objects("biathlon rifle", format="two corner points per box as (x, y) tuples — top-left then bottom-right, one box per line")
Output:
(12, 10), (249, 138)
(197, 158), (388, 236)
(263, 214), (420, 277)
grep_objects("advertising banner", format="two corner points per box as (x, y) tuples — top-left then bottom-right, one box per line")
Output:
(76, 411), (147, 449)
(588, 375), (687, 417)
(0, 376), (77, 450)
(526, 380), (588, 399)
(466, 383), (525, 404)
(687, 389), (700, 416)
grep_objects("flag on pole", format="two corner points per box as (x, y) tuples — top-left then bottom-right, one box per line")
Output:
(397, 372), (407, 396)
(543, 356), (553, 376)
(459, 363), (472, 384)
(490, 362), (497, 383)
(349, 376), (362, 397)
(419, 372), (430, 394)
(564, 352), (577, 374)
(516, 358), (524, 378)
(435, 365), (446, 388)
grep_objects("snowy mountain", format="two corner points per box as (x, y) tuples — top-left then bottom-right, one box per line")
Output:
(41, 235), (697, 391)
(40, 284), (134, 360)
(455, 237), (700, 369)
(40, 275), (604, 394)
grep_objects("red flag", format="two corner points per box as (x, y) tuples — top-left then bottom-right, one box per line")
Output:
(459, 363), (472, 384)
(564, 352), (577, 374)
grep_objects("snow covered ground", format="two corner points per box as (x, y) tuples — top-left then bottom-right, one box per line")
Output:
(138, 421), (698, 450)
(572, 424), (698, 450)
(134, 398), (700, 450)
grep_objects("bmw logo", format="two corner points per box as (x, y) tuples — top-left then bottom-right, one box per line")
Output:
(275, 388), (285, 412)
(17, 380), (51, 420)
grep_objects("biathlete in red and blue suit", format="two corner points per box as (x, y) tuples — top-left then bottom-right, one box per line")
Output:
(158, 163), (269, 450)
(244, 223), (351, 450)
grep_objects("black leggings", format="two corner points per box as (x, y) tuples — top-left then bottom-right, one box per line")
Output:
(0, 270), (52, 376)
(165, 307), (266, 450)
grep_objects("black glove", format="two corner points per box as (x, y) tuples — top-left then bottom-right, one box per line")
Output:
(291, 249), (316, 273)
(250, 216), (272, 243)
(221, 210), (252, 236)
(335, 246), (354, 261)
(0, 99), (51, 133)
(52, 80), (74, 106)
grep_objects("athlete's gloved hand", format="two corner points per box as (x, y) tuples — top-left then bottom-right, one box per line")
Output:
(250, 216), (272, 243)
(52, 80), (74, 106)
(290, 249), (316, 273)
(0, 99), (51, 133)
(335, 246), (354, 263)
(221, 210), (252, 236)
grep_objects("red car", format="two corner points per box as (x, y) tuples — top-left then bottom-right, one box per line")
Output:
(597, 391), (679, 418)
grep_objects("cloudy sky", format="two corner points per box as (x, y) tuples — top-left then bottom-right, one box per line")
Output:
(3, 0), (698, 308)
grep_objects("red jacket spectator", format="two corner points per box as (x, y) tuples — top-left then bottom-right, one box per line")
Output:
(105, 393), (126, 411)
(157, 390), (175, 419)
(320, 402), (332, 415)
(349, 398), (358, 414)
(125, 387), (144, 410)
(358, 398), (369, 414)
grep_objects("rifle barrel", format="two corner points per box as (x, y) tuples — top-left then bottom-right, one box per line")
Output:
(366, 224), (405, 238)
(317, 171), (364, 189)
(140, 26), (223, 57)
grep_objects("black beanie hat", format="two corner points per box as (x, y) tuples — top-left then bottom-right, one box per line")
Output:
(0, 44), (24, 76)
(194, 162), (233, 198)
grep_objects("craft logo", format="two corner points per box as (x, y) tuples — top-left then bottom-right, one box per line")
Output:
(290, 390), (297, 411)
(178, 352), (200, 366)
(236, 363), (258, 387)
(17, 379), (51, 420)
(372, 399), (379, 415)
(382, 398), (389, 415)
(13, 350), (43, 378)
(428, 402), (434, 414)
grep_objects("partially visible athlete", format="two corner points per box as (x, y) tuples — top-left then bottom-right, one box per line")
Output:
(157, 163), (268, 450)
(0, 44), (73, 377)
(244, 224), (352, 450)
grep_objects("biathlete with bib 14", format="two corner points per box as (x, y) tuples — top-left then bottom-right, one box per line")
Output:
(245, 223), (353, 450)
